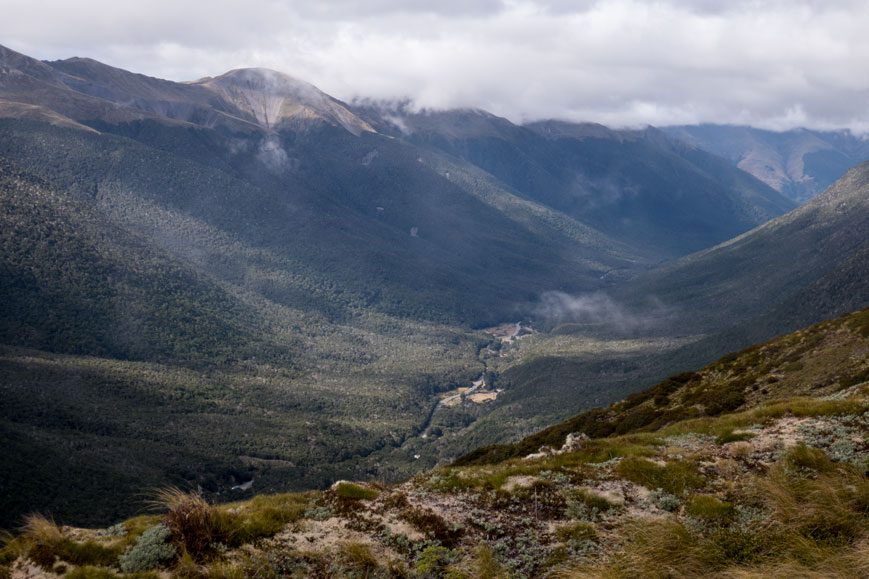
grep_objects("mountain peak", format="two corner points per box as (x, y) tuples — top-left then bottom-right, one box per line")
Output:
(196, 67), (374, 135)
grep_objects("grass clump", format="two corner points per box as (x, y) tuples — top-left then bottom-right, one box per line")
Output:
(18, 514), (65, 569)
(150, 487), (228, 557)
(57, 540), (123, 567)
(333, 482), (380, 501)
(64, 567), (119, 579)
(716, 429), (755, 445)
(222, 492), (309, 544)
(685, 495), (735, 522)
(338, 542), (379, 575)
(556, 522), (596, 543)
(615, 456), (704, 495)
(118, 524), (176, 573)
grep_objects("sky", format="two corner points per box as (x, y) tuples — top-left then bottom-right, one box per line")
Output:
(3, 0), (869, 131)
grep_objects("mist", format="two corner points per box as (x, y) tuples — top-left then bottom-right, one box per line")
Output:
(534, 291), (671, 335)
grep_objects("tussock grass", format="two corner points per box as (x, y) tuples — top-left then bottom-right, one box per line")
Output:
(20, 513), (63, 546)
(204, 561), (245, 579)
(564, 441), (869, 578)
(338, 542), (378, 573)
(685, 496), (735, 522)
(332, 482), (380, 501)
(219, 492), (310, 544)
(757, 446), (869, 545)
(615, 457), (705, 495)
(149, 487), (226, 557)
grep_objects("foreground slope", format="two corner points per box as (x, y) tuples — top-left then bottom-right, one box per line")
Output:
(3, 308), (869, 578)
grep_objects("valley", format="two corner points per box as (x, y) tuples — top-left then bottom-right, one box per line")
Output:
(0, 42), (868, 541)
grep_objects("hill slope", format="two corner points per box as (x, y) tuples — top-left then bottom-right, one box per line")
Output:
(3, 308), (868, 577)
(614, 159), (869, 341)
(355, 107), (796, 258)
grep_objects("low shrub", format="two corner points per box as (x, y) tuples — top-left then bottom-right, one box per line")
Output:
(399, 506), (462, 547)
(63, 567), (118, 579)
(118, 524), (176, 573)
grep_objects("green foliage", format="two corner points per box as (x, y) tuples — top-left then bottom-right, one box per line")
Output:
(332, 483), (380, 501)
(615, 457), (704, 495)
(556, 522), (597, 543)
(221, 493), (309, 544)
(686, 495), (735, 521)
(63, 567), (119, 579)
(715, 429), (754, 444)
(415, 545), (458, 578)
(56, 540), (123, 567)
(118, 524), (176, 573)
(783, 443), (835, 473)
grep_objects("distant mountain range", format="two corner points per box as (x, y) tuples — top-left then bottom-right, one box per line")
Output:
(1, 43), (868, 529)
(663, 124), (869, 203)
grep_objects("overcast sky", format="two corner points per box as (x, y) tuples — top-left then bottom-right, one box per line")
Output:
(3, 0), (869, 131)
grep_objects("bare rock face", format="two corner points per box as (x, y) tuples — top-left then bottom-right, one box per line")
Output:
(197, 68), (374, 135)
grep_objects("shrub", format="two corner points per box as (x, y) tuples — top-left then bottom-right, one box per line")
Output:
(415, 545), (458, 578)
(400, 506), (462, 547)
(649, 489), (682, 512)
(566, 489), (618, 521)
(118, 524), (176, 573)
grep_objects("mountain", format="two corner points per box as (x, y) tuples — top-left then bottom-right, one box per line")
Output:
(3, 307), (868, 577)
(0, 44), (834, 530)
(355, 106), (796, 258)
(614, 159), (869, 342)
(663, 124), (869, 203)
(429, 154), (869, 461)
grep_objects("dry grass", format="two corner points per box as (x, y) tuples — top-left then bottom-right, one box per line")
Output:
(20, 513), (64, 546)
(149, 487), (224, 557)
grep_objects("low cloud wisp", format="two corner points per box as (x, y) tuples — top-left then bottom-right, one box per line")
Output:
(534, 291), (671, 335)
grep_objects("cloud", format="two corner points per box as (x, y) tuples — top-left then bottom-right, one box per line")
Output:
(534, 291), (674, 334)
(3, 0), (869, 131)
